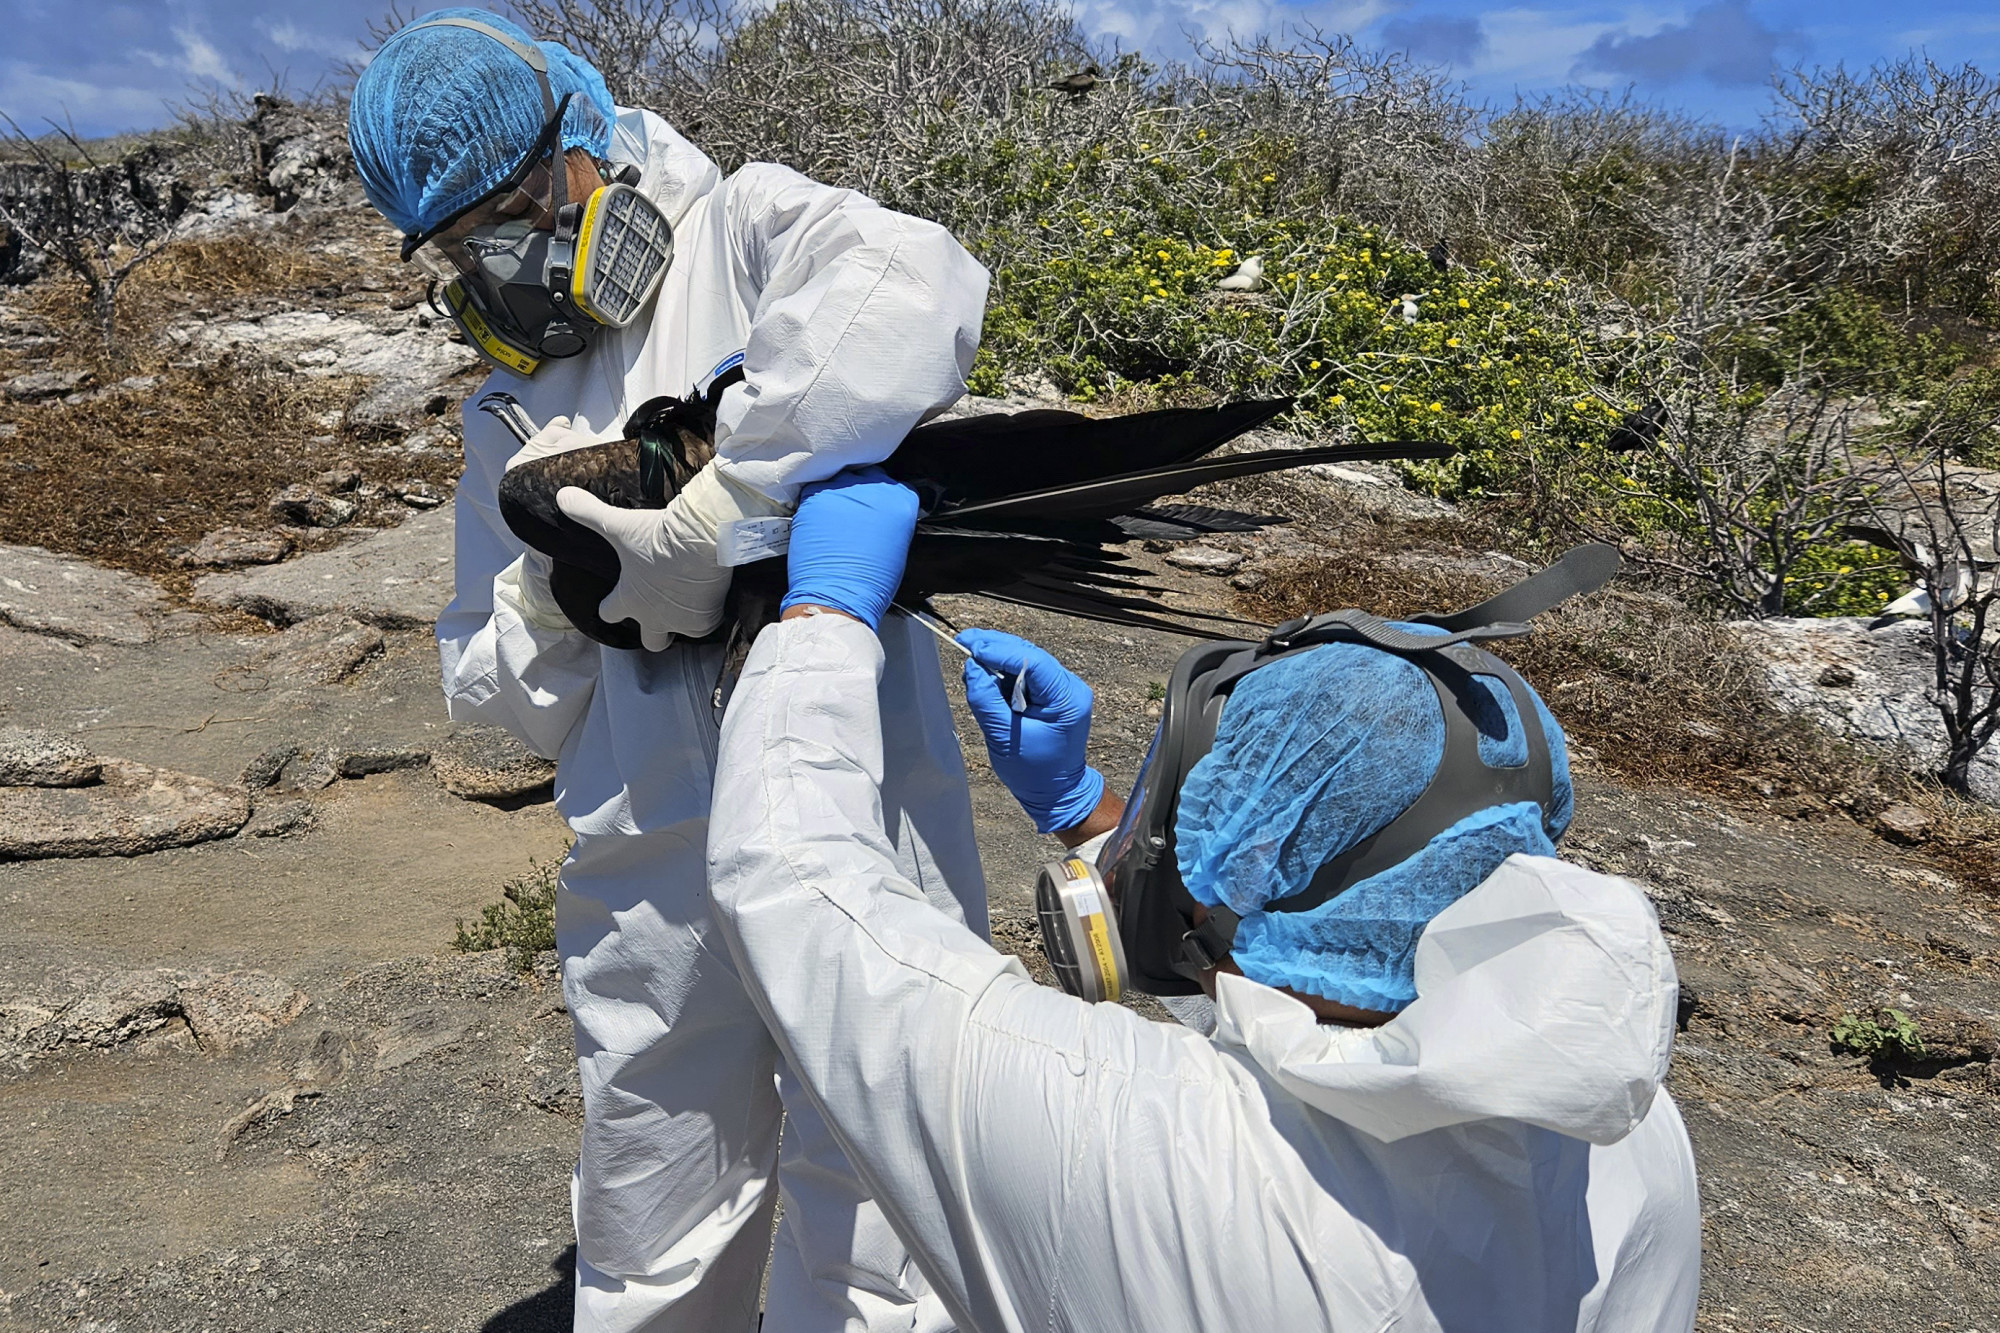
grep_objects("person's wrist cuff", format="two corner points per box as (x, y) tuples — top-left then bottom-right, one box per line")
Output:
(1033, 766), (1106, 836)
(781, 587), (881, 630)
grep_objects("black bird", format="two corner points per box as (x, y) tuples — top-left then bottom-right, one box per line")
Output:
(1048, 65), (1102, 98)
(488, 376), (1454, 661)
(1426, 238), (1450, 272)
(1606, 400), (1668, 453)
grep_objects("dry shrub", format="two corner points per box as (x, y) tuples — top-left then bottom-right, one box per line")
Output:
(16, 233), (371, 369)
(1233, 527), (2000, 890)
(0, 359), (457, 586)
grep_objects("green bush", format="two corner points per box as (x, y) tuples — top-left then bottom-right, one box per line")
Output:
(922, 129), (1666, 495)
(1832, 1008), (1926, 1061)
(454, 851), (564, 972)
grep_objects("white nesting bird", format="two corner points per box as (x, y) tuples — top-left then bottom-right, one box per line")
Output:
(1216, 255), (1264, 292)
(1397, 293), (1423, 324)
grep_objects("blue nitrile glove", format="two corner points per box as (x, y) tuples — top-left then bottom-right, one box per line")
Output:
(958, 629), (1106, 834)
(781, 466), (920, 630)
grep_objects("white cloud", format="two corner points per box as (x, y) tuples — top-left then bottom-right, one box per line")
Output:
(174, 24), (242, 85)
(1473, 6), (1624, 84)
(257, 16), (364, 60)
(1073, 0), (1393, 58)
(0, 60), (176, 134)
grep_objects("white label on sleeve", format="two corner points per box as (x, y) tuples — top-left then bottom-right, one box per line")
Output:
(716, 515), (792, 567)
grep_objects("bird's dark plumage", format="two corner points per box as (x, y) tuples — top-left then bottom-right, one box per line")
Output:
(1606, 400), (1668, 453)
(1048, 65), (1101, 97)
(498, 388), (1455, 657)
(1426, 238), (1450, 272)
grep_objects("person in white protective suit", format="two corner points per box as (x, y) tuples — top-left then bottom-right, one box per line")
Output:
(706, 468), (1705, 1333)
(347, 13), (989, 1330)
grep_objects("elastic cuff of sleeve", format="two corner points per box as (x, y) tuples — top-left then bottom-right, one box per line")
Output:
(781, 588), (880, 631)
(1035, 766), (1106, 836)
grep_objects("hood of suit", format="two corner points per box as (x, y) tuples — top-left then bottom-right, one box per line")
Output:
(1212, 853), (1679, 1146)
(614, 106), (721, 231)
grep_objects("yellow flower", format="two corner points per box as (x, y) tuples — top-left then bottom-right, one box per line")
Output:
(1142, 294), (1153, 302)
(1478, 358), (1491, 368)
(1157, 249), (1170, 261)
(1429, 402), (1443, 412)
(1217, 248), (1233, 259)
(1379, 383), (1393, 392)
(1501, 301), (1513, 310)
(1446, 337), (1460, 348)
(1360, 249), (1372, 262)
(1102, 227), (1115, 236)
(1336, 272), (1350, 281)
(1329, 394), (1345, 405)
(1457, 297), (1470, 309)
(1510, 429), (1524, 440)
(1309, 360), (1322, 370)
(1262, 173), (1276, 182)
(1139, 142), (1152, 150)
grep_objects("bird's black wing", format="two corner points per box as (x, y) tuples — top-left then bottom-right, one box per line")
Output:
(888, 398), (1292, 506)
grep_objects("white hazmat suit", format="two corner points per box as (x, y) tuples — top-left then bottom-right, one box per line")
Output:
(708, 614), (1705, 1333)
(440, 107), (990, 1331)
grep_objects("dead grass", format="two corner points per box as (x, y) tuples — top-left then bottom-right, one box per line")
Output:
(0, 359), (458, 587)
(1233, 517), (2000, 892)
(16, 231), (373, 370)
(0, 229), (455, 590)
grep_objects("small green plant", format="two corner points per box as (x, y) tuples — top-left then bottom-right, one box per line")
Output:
(455, 851), (564, 972)
(1146, 680), (1167, 701)
(1831, 1007), (1926, 1061)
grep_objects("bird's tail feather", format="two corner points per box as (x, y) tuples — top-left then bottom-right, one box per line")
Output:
(936, 440), (1453, 523)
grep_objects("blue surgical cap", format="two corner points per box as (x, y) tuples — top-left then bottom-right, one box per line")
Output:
(1173, 633), (1573, 1014)
(348, 8), (616, 238)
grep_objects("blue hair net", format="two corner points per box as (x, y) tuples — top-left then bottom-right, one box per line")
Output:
(1173, 632), (1573, 1014)
(348, 8), (616, 238)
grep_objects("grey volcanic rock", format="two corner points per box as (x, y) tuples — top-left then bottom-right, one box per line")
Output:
(1732, 616), (2000, 802)
(0, 966), (307, 1059)
(194, 507), (455, 628)
(0, 759), (250, 859)
(269, 483), (357, 528)
(430, 726), (557, 802)
(0, 545), (167, 644)
(0, 726), (100, 787)
(179, 526), (294, 568)
(242, 614), (386, 686)
(5, 368), (92, 401)
(177, 970), (311, 1054)
(181, 310), (478, 435)
(1165, 546), (1245, 574)
(242, 799), (314, 839)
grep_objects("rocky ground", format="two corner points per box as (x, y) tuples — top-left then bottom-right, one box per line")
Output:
(2, 123), (1998, 1332)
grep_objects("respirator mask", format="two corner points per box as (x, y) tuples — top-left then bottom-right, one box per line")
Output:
(1034, 544), (1619, 1004)
(397, 15), (675, 379)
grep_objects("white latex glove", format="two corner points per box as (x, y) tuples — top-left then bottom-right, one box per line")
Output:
(503, 414), (603, 471)
(494, 552), (573, 633)
(556, 463), (787, 651)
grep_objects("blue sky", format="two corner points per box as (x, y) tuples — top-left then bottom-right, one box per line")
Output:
(4, 0), (1995, 139)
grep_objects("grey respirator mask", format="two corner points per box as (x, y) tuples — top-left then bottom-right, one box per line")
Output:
(398, 16), (675, 379)
(1034, 544), (1619, 1004)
